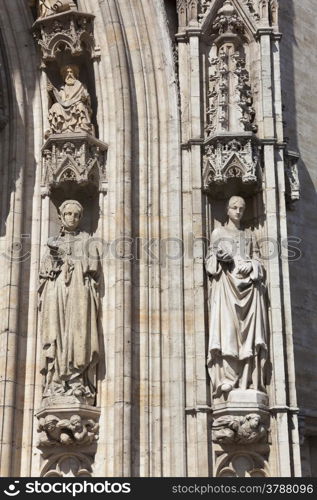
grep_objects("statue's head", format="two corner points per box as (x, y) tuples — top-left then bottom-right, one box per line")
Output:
(226, 195), (246, 223)
(44, 415), (59, 431)
(59, 200), (83, 232)
(61, 64), (79, 85)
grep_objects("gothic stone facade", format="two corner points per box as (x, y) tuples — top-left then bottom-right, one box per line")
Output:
(0, 0), (316, 477)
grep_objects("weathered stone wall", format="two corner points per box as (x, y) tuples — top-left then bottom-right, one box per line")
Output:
(279, 0), (317, 474)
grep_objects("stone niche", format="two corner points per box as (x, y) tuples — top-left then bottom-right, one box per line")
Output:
(36, 401), (100, 477)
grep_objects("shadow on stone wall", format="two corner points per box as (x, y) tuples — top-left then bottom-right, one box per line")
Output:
(279, 0), (317, 476)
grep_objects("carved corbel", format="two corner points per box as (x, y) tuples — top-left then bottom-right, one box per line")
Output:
(212, 413), (268, 445)
(285, 150), (300, 206)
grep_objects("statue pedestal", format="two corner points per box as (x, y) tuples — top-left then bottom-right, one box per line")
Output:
(212, 389), (269, 419)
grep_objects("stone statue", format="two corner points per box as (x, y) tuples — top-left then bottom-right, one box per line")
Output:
(205, 196), (268, 398)
(47, 65), (94, 136)
(38, 200), (100, 404)
(37, 0), (76, 18)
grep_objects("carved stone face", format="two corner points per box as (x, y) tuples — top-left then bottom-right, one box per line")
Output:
(61, 203), (82, 231)
(227, 196), (246, 223)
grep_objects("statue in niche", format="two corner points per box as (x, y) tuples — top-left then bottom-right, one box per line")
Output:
(38, 200), (100, 405)
(205, 196), (268, 399)
(37, 0), (76, 18)
(47, 65), (94, 136)
(37, 414), (99, 447)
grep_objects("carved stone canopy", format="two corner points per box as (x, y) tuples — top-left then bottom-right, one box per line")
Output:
(212, 413), (268, 445)
(32, 10), (100, 66)
(203, 133), (261, 198)
(41, 132), (108, 196)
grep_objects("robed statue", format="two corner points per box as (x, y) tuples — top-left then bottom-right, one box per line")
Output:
(47, 65), (94, 136)
(205, 196), (268, 399)
(39, 200), (100, 404)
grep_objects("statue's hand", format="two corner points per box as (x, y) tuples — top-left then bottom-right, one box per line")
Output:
(216, 249), (233, 262)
